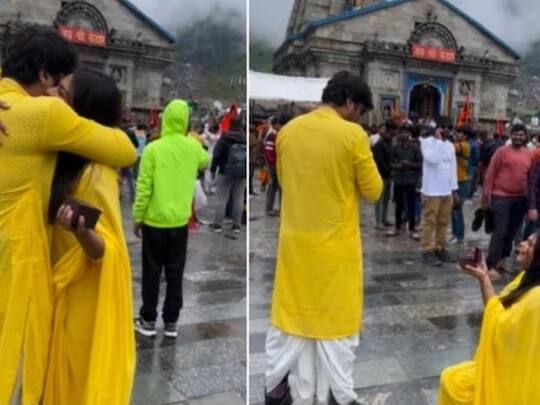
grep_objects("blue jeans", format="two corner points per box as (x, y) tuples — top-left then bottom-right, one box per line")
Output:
(451, 181), (470, 241)
(468, 167), (478, 199)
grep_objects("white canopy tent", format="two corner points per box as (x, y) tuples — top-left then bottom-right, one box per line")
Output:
(249, 71), (329, 102)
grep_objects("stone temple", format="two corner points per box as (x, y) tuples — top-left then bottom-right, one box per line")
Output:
(0, 0), (174, 115)
(275, 0), (520, 126)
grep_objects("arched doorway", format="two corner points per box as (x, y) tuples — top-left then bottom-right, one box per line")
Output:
(409, 83), (442, 119)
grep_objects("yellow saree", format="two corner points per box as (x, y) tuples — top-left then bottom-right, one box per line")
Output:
(439, 273), (540, 405)
(42, 164), (135, 405)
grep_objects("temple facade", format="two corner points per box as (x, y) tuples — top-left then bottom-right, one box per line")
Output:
(0, 0), (174, 113)
(275, 0), (520, 125)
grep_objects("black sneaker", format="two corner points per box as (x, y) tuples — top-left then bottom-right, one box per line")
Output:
(209, 224), (223, 233)
(436, 249), (457, 263)
(232, 224), (241, 234)
(422, 251), (442, 267)
(134, 317), (156, 337)
(164, 323), (178, 338)
(265, 374), (292, 405)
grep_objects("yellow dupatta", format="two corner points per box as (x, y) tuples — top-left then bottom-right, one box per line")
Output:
(43, 164), (135, 405)
(439, 273), (540, 405)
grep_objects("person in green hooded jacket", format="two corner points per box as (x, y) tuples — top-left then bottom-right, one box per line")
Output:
(133, 99), (209, 338)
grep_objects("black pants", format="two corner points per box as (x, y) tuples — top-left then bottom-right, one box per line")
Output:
(265, 166), (281, 213)
(486, 196), (528, 269)
(394, 184), (416, 231)
(140, 225), (188, 323)
(249, 165), (256, 194)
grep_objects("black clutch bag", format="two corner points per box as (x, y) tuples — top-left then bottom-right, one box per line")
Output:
(64, 197), (102, 230)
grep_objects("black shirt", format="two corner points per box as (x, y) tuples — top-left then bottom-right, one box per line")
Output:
(391, 141), (422, 186)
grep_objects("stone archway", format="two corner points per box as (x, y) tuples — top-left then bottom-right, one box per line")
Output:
(409, 83), (442, 118)
(55, 1), (108, 33)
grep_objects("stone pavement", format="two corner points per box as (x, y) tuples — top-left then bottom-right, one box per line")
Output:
(249, 192), (512, 405)
(120, 190), (247, 405)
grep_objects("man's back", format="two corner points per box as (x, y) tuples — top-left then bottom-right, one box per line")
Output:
(0, 82), (62, 218)
(272, 106), (382, 339)
(277, 107), (381, 234)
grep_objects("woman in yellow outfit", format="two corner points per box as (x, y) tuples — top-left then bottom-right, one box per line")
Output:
(0, 28), (136, 405)
(42, 70), (135, 405)
(439, 231), (540, 404)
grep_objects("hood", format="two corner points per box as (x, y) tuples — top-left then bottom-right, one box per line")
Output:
(160, 99), (190, 138)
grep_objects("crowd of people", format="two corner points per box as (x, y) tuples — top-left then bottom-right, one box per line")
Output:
(252, 103), (540, 278)
(365, 118), (539, 277)
(261, 70), (540, 405)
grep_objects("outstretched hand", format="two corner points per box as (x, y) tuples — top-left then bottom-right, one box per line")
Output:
(458, 251), (489, 281)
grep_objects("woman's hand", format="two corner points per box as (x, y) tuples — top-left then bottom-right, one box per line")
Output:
(459, 251), (489, 281)
(57, 204), (104, 260)
(529, 209), (538, 222)
(458, 251), (496, 305)
(57, 204), (87, 236)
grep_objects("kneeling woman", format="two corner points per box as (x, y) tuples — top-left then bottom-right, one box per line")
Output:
(43, 70), (135, 404)
(439, 231), (540, 404)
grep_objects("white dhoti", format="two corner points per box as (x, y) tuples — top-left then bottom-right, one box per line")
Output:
(265, 326), (359, 405)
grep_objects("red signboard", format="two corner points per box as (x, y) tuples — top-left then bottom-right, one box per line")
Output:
(58, 25), (107, 47)
(412, 43), (456, 64)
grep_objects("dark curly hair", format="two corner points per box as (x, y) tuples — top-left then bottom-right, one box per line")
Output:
(511, 123), (528, 134)
(321, 71), (374, 111)
(2, 26), (78, 85)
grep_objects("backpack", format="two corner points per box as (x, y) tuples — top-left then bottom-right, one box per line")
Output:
(225, 143), (247, 178)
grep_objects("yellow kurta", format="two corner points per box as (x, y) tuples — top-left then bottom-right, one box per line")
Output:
(43, 164), (135, 405)
(0, 78), (136, 404)
(271, 107), (382, 339)
(439, 273), (540, 405)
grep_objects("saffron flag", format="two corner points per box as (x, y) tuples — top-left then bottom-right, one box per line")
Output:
(456, 95), (471, 127)
(149, 109), (159, 129)
(220, 103), (239, 132)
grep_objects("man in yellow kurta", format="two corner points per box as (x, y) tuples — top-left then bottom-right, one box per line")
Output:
(265, 72), (383, 405)
(0, 27), (136, 404)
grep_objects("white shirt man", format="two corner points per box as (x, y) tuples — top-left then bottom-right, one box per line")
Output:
(419, 130), (458, 266)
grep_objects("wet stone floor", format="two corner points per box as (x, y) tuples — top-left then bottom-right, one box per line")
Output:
(121, 191), (247, 405)
(249, 191), (513, 405)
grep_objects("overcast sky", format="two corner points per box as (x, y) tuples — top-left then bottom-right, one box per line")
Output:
(250, 0), (540, 54)
(130, 0), (246, 33)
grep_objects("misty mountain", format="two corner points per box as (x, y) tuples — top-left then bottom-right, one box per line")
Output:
(166, 14), (246, 105)
(510, 41), (540, 115)
(250, 39), (275, 73)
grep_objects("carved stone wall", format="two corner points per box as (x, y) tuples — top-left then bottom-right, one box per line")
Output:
(276, 0), (519, 121)
(0, 0), (172, 110)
